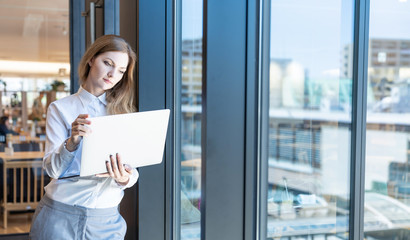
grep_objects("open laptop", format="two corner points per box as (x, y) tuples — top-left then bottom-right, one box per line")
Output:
(79, 109), (170, 176)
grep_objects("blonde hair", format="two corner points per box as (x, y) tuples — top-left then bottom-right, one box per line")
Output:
(78, 35), (137, 114)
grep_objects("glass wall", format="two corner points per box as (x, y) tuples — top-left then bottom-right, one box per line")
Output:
(179, 0), (202, 239)
(267, 0), (354, 239)
(0, 0), (69, 235)
(364, 1), (410, 239)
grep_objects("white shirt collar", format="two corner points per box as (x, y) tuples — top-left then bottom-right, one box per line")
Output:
(77, 87), (107, 106)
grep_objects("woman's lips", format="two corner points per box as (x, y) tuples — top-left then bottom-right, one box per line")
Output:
(103, 78), (112, 84)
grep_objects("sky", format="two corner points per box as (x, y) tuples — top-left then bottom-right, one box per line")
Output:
(181, 0), (410, 78)
(270, 0), (410, 78)
(370, 0), (410, 39)
(182, 0), (203, 40)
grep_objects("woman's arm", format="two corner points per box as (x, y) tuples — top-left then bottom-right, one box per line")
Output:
(42, 103), (77, 179)
(43, 103), (90, 178)
(43, 103), (92, 179)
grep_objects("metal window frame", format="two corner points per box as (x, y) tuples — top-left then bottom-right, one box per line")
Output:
(257, 0), (270, 239)
(137, 0), (169, 240)
(172, 0), (181, 237)
(70, 0), (86, 94)
(201, 0), (247, 239)
(349, 0), (370, 239)
(136, 0), (371, 239)
(166, 0), (176, 239)
(244, 0), (261, 239)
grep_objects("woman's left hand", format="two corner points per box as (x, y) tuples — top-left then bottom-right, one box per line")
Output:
(96, 153), (132, 186)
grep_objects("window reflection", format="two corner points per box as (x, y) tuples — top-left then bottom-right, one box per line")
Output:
(179, 0), (202, 239)
(365, 1), (410, 239)
(267, 0), (354, 239)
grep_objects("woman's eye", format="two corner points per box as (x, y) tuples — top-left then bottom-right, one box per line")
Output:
(119, 70), (125, 74)
(104, 61), (113, 66)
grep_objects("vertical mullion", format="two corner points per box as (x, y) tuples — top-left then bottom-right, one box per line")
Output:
(244, 0), (260, 239)
(202, 0), (246, 239)
(138, 0), (167, 239)
(172, 0), (182, 239)
(349, 0), (369, 239)
(165, 0), (175, 239)
(201, 0), (208, 238)
(69, 0), (85, 94)
(258, 0), (270, 239)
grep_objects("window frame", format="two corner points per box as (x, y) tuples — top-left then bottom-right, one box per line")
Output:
(136, 0), (371, 240)
(349, 0), (370, 239)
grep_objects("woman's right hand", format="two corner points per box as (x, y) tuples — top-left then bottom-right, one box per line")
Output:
(66, 114), (91, 152)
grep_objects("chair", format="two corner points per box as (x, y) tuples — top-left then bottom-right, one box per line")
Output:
(1, 151), (48, 228)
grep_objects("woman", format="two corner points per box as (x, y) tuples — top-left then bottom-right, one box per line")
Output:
(0, 115), (18, 143)
(30, 35), (139, 240)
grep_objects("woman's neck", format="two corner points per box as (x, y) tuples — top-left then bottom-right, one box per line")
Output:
(82, 82), (104, 97)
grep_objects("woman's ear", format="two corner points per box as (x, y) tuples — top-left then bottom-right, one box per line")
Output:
(88, 57), (95, 67)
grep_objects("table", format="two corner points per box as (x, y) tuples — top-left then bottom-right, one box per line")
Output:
(1, 151), (45, 228)
(0, 152), (44, 161)
(11, 135), (46, 144)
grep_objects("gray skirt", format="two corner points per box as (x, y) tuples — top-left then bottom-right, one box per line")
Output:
(29, 195), (126, 240)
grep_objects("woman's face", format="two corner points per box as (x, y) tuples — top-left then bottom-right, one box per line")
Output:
(84, 51), (129, 96)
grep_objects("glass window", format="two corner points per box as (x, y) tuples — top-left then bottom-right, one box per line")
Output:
(179, 0), (202, 239)
(266, 0), (354, 238)
(364, 1), (410, 239)
(0, 0), (69, 234)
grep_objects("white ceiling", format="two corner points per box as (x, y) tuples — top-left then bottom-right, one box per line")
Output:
(0, 0), (69, 77)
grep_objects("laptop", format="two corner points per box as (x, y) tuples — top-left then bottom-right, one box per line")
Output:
(79, 109), (170, 176)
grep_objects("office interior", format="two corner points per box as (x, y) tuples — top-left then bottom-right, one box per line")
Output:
(0, 0), (410, 239)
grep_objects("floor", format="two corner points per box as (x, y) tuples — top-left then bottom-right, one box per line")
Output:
(0, 211), (33, 235)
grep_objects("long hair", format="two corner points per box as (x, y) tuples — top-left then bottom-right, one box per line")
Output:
(78, 35), (137, 114)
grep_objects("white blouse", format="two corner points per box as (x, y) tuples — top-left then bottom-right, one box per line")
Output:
(43, 87), (139, 208)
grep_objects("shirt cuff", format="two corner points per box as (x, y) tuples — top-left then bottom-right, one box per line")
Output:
(116, 168), (139, 189)
(59, 139), (76, 159)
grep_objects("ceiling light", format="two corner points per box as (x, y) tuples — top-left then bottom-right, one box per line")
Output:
(0, 60), (70, 76)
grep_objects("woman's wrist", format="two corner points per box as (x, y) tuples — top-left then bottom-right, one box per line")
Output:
(116, 176), (130, 186)
(65, 138), (79, 152)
